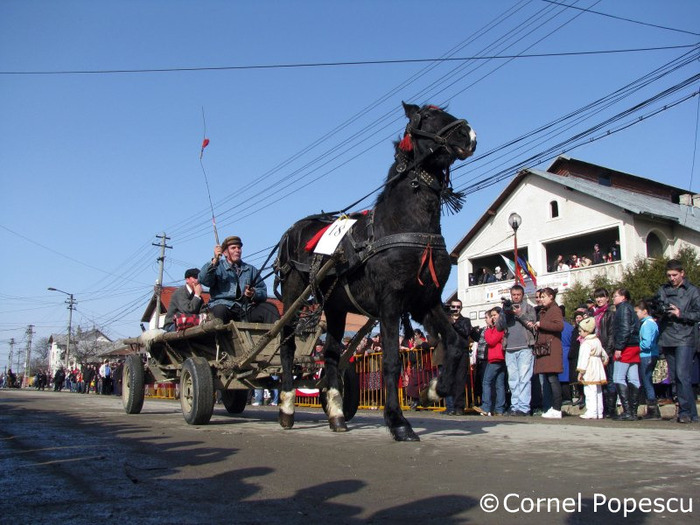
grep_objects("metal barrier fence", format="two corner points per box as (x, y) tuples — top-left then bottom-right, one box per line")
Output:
(145, 382), (176, 399)
(146, 348), (471, 411)
(356, 348), (447, 411)
(295, 348), (455, 412)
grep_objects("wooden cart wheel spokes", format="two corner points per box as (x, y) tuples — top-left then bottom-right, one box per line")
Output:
(180, 356), (214, 425)
(122, 354), (145, 414)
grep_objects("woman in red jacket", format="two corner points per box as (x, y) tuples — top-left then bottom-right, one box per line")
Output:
(475, 307), (507, 416)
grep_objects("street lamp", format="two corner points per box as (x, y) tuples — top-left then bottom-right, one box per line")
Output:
(508, 212), (522, 285)
(48, 287), (76, 370)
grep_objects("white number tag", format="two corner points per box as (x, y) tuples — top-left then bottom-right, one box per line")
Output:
(314, 218), (357, 255)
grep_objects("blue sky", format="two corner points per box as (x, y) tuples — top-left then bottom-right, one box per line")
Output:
(1, 1), (699, 370)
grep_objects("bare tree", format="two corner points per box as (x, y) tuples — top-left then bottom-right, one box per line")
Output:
(72, 325), (113, 364)
(30, 337), (51, 373)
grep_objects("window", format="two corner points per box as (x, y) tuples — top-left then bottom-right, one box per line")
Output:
(646, 232), (664, 258)
(550, 200), (559, 218)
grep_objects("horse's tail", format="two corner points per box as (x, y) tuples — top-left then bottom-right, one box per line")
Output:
(401, 313), (413, 346)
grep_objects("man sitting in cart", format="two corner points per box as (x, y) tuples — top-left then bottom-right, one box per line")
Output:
(200, 235), (279, 324)
(163, 268), (204, 332)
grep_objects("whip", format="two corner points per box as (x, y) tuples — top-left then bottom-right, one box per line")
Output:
(199, 107), (220, 259)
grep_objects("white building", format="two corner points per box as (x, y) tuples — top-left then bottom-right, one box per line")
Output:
(450, 156), (700, 324)
(48, 329), (113, 373)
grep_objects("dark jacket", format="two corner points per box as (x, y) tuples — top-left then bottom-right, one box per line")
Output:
(613, 301), (640, 350)
(164, 284), (203, 329)
(595, 305), (615, 354)
(656, 279), (700, 347)
(534, 302), (564, 374)
(453, 315), (480, 345)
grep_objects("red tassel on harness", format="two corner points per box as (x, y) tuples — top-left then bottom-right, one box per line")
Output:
(417, 243), (440, 288)
(304, 225), (331, 252)
(399, 133), (413, 152)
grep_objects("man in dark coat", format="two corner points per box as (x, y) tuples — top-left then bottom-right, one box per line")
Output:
(443, 299), (481, 415)
(163, 268), (204, 331)
(656, 259), (700, 423)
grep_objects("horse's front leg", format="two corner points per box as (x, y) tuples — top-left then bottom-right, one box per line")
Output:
(278, 322), (296, 429)
(323, 310), (348, 432)
(380, 315), (419, 442)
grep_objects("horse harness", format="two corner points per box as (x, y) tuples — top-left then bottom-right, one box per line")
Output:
(276, 112), (466, 317)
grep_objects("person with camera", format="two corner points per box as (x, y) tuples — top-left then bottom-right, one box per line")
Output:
(497, 285), (537, 416)
(443, 299), (480, 415)
(656, 259), (700, 424)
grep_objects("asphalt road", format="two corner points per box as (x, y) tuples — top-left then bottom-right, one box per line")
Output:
(1, 389), (698, 524)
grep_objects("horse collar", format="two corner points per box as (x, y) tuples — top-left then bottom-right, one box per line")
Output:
(395, 152), (442, 193)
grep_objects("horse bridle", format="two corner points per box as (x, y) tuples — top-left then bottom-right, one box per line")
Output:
(405, 108), (470, 159)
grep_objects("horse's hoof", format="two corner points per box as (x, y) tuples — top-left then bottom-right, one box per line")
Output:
(434, 379), (450, 399)
(278, 411), (295, 429)
(329, 416), (348, 432)
(391, 425), (420, 442)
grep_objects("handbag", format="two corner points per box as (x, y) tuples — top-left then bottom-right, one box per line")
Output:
(533, 340), (551, 357)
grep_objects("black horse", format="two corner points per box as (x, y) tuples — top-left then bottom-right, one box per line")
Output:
(274, 103), (476, 441)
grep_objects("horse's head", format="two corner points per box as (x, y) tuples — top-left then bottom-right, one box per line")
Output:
(399, 103), (477, 163)
(392, 103), (476, 214)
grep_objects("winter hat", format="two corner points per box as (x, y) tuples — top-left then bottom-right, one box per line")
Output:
(578, 317), (596, 334)
(221, 236), (243, 250)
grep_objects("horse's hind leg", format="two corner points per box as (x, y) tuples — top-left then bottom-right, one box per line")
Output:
(278, 321), (296, 429)
(322, 309), (348, 432)
(380, 311), (419, 441)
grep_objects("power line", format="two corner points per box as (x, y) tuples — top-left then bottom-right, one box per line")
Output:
(1, 45), (694, 76)
(541, 0), (700, 36)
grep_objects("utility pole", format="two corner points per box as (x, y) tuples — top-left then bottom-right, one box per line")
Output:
(23, 325), (34, 387)
(7, 338), (15, 374)
(49, 288), (77, 370)
(152, 232), (172, 329)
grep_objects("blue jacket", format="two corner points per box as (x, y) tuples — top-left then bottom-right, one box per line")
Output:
(638, 316), (659, 358)
(199, 258), (267, 310)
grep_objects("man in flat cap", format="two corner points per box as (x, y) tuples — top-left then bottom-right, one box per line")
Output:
(199, 236), (279, 323)
(164, 268), (204, 332)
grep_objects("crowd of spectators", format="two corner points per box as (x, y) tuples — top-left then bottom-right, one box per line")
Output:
(471, 241), (622, 286)
(549, 241), (621, 272)
(0, 360), (124, 396)
(352, 259), (699, 423)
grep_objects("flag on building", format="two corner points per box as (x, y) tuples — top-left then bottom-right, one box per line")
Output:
(500, 254), (525, 286)
(517, 256), (538, 287)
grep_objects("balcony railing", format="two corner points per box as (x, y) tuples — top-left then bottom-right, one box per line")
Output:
(463, 261), (624, 318)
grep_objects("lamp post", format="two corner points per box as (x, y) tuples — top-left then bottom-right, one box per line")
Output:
(48, 287), (76, 370)
(508, 212), (522, 285)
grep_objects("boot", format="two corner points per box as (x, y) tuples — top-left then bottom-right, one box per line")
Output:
(604, 390), (617, 419)
(627, 384), (640, 421)
(614, 384), (635, 421)
(643, 399), (662, 420)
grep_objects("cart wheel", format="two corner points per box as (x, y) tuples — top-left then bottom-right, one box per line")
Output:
(319, 365), (360, 422)
(180, 357), (214, 425)
(122, 354), (145, 414)
(221, 389), (249, 414)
